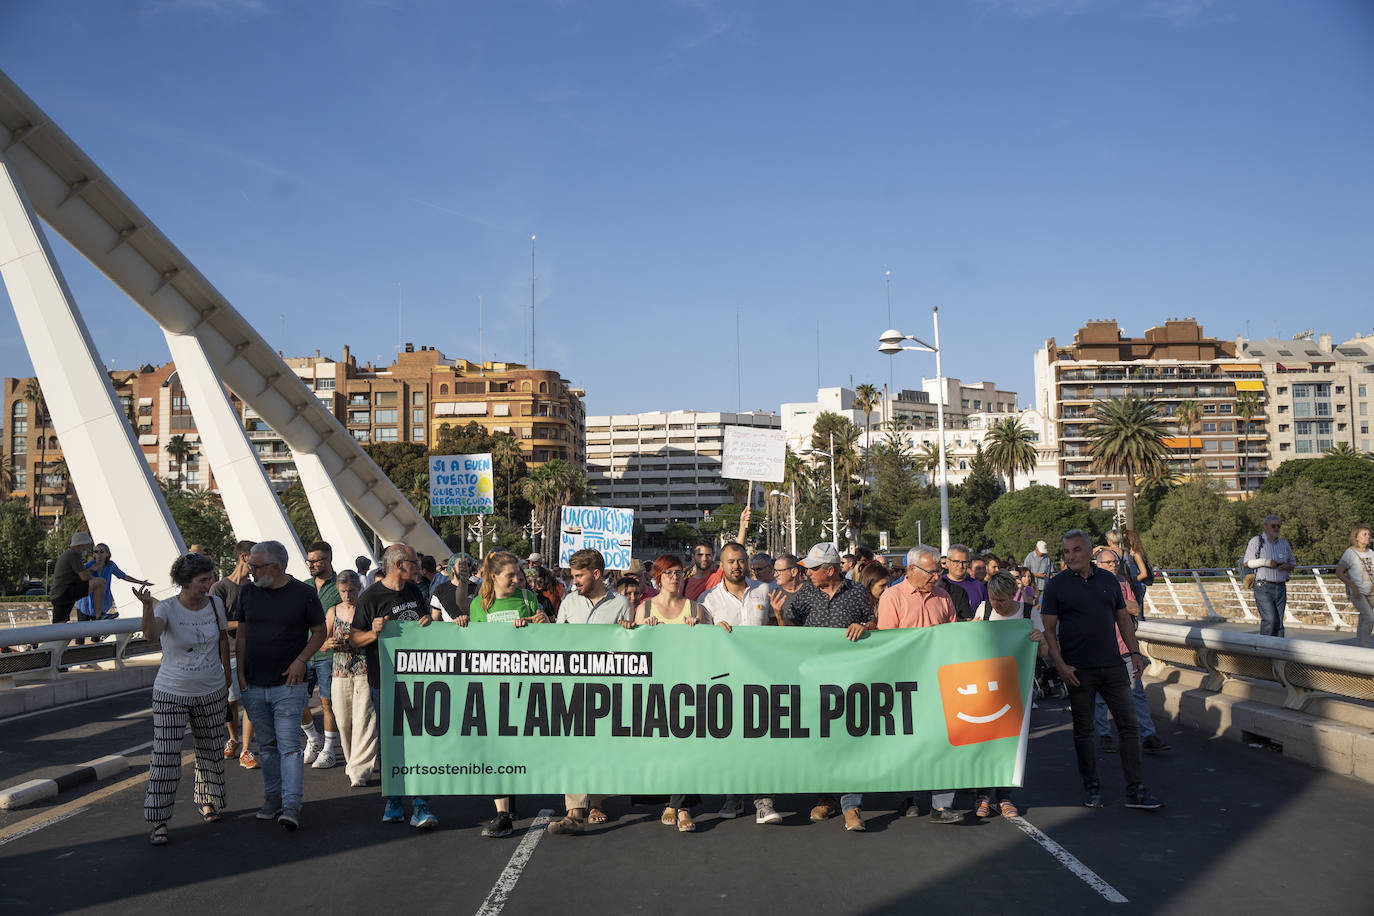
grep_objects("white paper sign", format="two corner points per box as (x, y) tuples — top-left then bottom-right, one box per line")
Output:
(558, 506), (634, 569)
(721, 426), (786, 482)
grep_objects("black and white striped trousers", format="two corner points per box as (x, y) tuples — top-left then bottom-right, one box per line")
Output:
(144, 685), (229, 824)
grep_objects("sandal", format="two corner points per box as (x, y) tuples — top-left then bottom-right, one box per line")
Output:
(587, 807), (608, 825)
(999, 800), (1019, 818)
(661, 806), (678, 826)
(149, 823), (169, 846)
(199, 805), (221, 823)
(677, 810), (695, 833)
(975, 797), (993, 818)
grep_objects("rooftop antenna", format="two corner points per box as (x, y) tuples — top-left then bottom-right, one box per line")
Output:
(530, 235), (536, 368)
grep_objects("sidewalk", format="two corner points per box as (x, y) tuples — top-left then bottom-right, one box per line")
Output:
(0, 655), (162, 718)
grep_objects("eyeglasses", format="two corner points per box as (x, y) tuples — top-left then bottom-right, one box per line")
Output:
(660, 569), (685, 578)
(909, 565), (938, 578)
(947, 559), (969, 567)
(248, 562), (275, 571)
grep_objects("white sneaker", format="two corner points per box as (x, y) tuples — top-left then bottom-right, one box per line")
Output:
(302, 736), (321, 766)
(718, 796), (746, 819)
(311, 749), (338, 769)
(755, 804), (783, 825)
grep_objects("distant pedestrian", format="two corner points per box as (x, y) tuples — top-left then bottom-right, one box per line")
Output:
(1040, 530), (1163, 811)
(75, 543), (152, 620)
(1023, 539), (1053, 597)
(136, 552), (231, 845)
(1243, 514), (1296, 637)
(235, 540), (327, 831)
(212, 540), (257, 769)
(1335, 525), (1374, 648)
(49, 532), (105, 639)
(1122, 529), (1154, 618)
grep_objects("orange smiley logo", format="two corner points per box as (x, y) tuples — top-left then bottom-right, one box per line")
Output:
(936, 656), (1024, 746)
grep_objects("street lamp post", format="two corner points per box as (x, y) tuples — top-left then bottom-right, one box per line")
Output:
(801, 433), (842, 551)
(879, 306), (950, 555)
(770, 484), (797, 556)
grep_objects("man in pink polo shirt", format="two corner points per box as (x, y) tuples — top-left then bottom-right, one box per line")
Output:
(877, 544), (965, 824)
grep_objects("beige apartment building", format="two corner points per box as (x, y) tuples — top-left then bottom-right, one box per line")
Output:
(1034, 319), (1270, 513)
(1237, 332), (1374, 457)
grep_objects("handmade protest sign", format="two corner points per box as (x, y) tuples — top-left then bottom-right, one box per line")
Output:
(721, 425), (786, 482)
(379, 619), (1035, 796)
(557, 506), (633, 568)
(429, 453), (494, 516)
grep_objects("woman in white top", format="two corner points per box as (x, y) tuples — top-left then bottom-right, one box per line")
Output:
(1335, 525), (1374, 648)
(135, 552), (232, 845)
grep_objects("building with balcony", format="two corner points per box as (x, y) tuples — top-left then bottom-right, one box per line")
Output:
(585, 410), (780, 536)
(1237, 332), (1374, 458)
(1034, 319), (1270, 512)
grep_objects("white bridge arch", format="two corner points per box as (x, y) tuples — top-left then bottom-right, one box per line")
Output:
(0, 69), (445, 607)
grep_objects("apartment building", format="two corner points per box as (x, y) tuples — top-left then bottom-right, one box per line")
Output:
(897, 407), (1059, 488)
(585, 411), (781, 535)
(1237, 332), (1374, 457)
(781, 380), (1020, 456)
(1034, 319), (1270, 511)
(3, 363), (220, 525)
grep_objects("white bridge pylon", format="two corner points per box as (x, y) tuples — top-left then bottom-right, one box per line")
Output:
(0, 69), (446, 599)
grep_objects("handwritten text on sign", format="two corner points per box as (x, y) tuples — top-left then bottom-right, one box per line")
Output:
(429, 453), (494, 516)
(559, 506), (633, 568)
(721, 426), (786, 482)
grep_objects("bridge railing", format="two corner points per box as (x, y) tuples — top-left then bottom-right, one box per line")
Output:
(1136, 620), (1374, 711)
(0, 619), (158, 687)
(1142, 566), (1359, 630)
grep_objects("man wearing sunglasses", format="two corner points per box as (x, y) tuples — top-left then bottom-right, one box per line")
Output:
(1243, 514), (1296, 638)
(235, 540), (327, 831)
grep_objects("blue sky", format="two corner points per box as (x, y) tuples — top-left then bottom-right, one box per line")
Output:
(2, 0), (1372, 417)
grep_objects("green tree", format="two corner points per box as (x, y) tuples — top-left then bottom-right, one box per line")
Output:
(365, 442), (430, 490)
(433, 422), (531, 525)
(854, 383), (880, 444)
(1323, 442), (1362, 459)
(1235, 390), (1262, 497)
(810, 412), (862, 529)
(162, 482), (235, 561)
(1259, 455), (1374, 529)
(0, 453), (15, 495)
(1131, 479), (1176, 534)
(1141, 478), (1239, 569)
(164, 434), (195, 490)
(23, 378), (46, 521)
(1087, 395), (1167, 530)
(1173, 399), (1202, 470)
(281, 482), (321, 546)
(982, 484), (1101, 560)
(958, 444), (1004, 526)
(0, 497), (43, 590)
(983, 417), (1037, 492)
(1237, 478), (1360, 566)
(896, 495), (984, 551)
(866, 433), (920, 534)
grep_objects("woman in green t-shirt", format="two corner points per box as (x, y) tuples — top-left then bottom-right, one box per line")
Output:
(457, 551), (548, 839)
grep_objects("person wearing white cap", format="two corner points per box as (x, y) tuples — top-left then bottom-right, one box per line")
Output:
(50, 532), (107, 632)
(1024, 540), (1053, 597)
(783, 543), (875, 832)
(527, 552), (543, 566)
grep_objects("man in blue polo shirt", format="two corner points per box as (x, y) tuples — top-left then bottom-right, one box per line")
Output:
(1040, 529), (1163, 811)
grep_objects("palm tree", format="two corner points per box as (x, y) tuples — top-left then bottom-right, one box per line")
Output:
(811, 413), (861, 529)
(49, 457), (70, 517)
(23, 378), (46, 521)
(1235, 390), (1262, 497)
(1324, 442), (1362, 458)
(1173, 399), (1202, 472)
(0, 453), (14, 495)
(984, 416), (1037, 492)
(1087, 395), (1168, 530)
(915, 441), (953, 476)
(490, 433), (523, 520)
(854, 383), (879, 446)
(165, 434), (195, 490)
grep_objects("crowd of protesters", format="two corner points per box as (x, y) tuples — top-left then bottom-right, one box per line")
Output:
(112, 517), (1206, 846)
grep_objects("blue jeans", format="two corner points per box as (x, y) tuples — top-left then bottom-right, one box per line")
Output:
(242, 683), (308, 810)
(1254, 581), (1287, 638)
(306, 658), (333, 701)
(1094, 656), (1155, 739)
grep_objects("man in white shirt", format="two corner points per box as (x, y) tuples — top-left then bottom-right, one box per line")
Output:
(700, 542), (779, 823)
(1243, 514), (1297, 638)
(546, 548), (633, 836)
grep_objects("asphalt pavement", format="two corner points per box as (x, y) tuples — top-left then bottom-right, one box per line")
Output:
(0, 686), (1370, 915)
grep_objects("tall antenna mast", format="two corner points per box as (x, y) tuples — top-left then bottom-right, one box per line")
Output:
(397, 282), (403, 352)
(478, 294), (484, 375)
(736, 303), (742, 413)
(885, 269), (893, 395)
(530, 235), (536, 368)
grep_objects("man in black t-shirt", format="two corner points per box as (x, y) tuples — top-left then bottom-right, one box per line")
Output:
(235, 541), (326, 831)
(1041, 530), (1163, 812)
(350, 543), (437, 830)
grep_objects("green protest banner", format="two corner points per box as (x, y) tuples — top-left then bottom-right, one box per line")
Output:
(379, 620), (1036, 796)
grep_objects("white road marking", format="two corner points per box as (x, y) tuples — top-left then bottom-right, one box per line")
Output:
(475, 808), (554, 916)
(113, 707), (153, 720)
(0, 808), (86, 848)
(1006, 815), (1128, 904)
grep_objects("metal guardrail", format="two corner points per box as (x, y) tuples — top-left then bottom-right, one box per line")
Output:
(1136, 620), (1374, 711)
(0, 619), (158, 686)
(1142, 566), (1360, 630)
